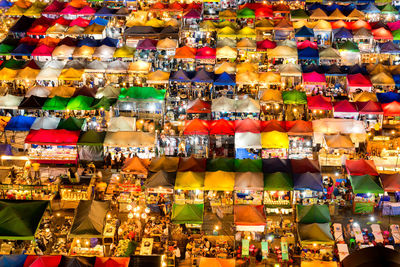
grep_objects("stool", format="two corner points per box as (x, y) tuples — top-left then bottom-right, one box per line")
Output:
(349, 238), (356, 249)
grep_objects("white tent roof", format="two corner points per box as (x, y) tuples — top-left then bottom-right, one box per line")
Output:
(43, 60), (65, 69)
(236, 97), (260, 113)
(312, 118), (366, 144)
(107, 116), (136, 132)
(235, 132), (262, 149)
(0, 94), (23, 109)
(52, 45), (75, 59)
(31, 116), (61, 130)
(211, 96), (236, 112)
(93, 45), (116, 60)
(106, 61), (129, 73)
(95, 84), (121, 98)
(279, 63), (302, 76)
(104, 131), (155, 147)
(85, 60), (108, 72)
(25, 86), (51, 97)
(36, 67), (62, 81)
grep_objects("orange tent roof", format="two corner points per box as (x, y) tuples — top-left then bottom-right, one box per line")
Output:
(122, 156), (150, 175)
(183, 119), (209, 135)
(187, 99), (211, 113)
(174, 46), (196, 59)
(178, 156), (207, 172)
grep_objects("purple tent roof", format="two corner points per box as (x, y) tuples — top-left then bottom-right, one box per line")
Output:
(136, 39), (158, 50)
(170, 70), (191, 82)
(380, 41), (400, 54)
(183, 9), (201, 19)
(191, 69), (213, 83)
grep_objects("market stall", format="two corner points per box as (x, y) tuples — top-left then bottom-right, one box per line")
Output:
(174, 171), (205, 205)
(263, 172), (293, 214)
(204, 171), (234, 213)
(349, 174), (384, 214)
(234, 171), (263, 205)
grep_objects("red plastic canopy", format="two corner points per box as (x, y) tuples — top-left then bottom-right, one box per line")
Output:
(183, 119), (209, 135)
(380, 173), (400, 192)
(260, 120), (286, 132)
(346, 159), (378, 176)
(195, 47), (216, 59)
(307, 95), (332, 110)
(297, 40), (318, 50)
(234, 119), (261, 133)
(382, 101), (400, 116)
(186, 99), (211, 113)
(302, 72), (326, 84)
(209, 119), (235, 135)
(347, 73), (372, 87)
(25, 129), (80, 145)
(285, 120), (313, 135)
(333, 100), (358, 113)
(24, 255), (62, 267)
(94, 257), (130, 267)
(291, 158), (320, 173)
(356, 101), (383, 114)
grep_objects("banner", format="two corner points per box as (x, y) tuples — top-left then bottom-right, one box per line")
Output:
(242, 239), (249, 256)
(261, 241), (269, 259)
(281, 241), (289, 261)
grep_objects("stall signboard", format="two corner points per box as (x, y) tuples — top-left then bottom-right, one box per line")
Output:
(147, 188), (174, 194)
(140, 238), (154, 255)
(242, 239), (249, 256)
(281, 241), (288, 261)
(261, 241), (268, 259)
(237, 225), (265, 232)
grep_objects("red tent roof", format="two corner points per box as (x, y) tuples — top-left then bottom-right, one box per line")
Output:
(31, 45), (55, 56)
(25, 129), (80, 145)
(234, 205), (266, 226)
(169, 2), (186, 11)
(209, 119), (235, 135)
(302, 72), (326, 84)
(69, 17), (90, 27)
(291, 158), (320, 173)
(53, 17), (71, 26)
(355, 101), (383, 114)
(27, 24), (49, 35)
(151, 2), (166, 9)
(185, 2), (202, 11)
(256, 39), (277, 50)
(186, 99), (211, 113)
(347, 73), (372, 87)
(331, 20), (350, 29)
(372, 27), (393, 40)
(380, 173), (400, 192)
(183, 9), (201, 19)
(382, 101), (400, 116)
(183, 119), (209, 135)
(285, 120), (313, 135)
(260, 120), (286, 132)
(388, 20), (400, 31)
(346, 159), (378, 176)
(24, 255), (62, 267)
(333, 100), (358, 113)
(77, 5), (96, 15)
(307, 95), (332, 110)
(43, 0), (66, 14)
(234, 119), (261, 133)
(195, 47), (216, 59)
(19, 37), (39, 46)
(297, 40), (318, 49)
(255, 7), (273, 18)
(350, 20), (371, 30)
(94, 257), (130, 267)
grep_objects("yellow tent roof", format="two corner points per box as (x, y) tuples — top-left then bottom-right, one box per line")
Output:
(204, 171), (235, 191)
(268, 45), (298, 58)
(73, 45), (95, 58)
(328, 9), (346, 20)
(218, 20), (238, 29)
(261, 131), (289, 149)
(66, 25), (85, 35)
(0, 116), (11, 131)
(313, 20), (332, 31)
(347, 9), (365, 20)
(83, 24), (105, 35)
(17, 67), (39, 80)
(219, 9), (237, 19)
(237, 38), (256, 49)
(325, 134), (354, 149)
(353, 91), (378, 102)
(279, 63), (302, 76)
(175, 171), (205, 190)
(370, 72), (395, 86)
(293, 20), (315, 29)
(0, 68), (17, 81)
(200, 20), (217, 31)
(52, 45), (75, 59)
(217, 26), (236, 37)
(145, 18), (165, 27)
(368, 63), (390, 75)
(236, 71), (259, 85)
(236, 62), (258, 73)
(255, 19), (274, 30)
(147, 70), (170, 83)
(47, 23), (68, 34)
(49, 85), (75, 98)
(259, 72), (281, 85)
(165, 19), (179, 28)
(260, 89), (283, 102)
(128, 60), (151, 73)
(113, 45), (134, 58)
(156, 38), (178, 50)
(24, 4), (46, 17)
(6, 4), (26, 16)
(237, 26), (256, 38)
(59, 68), (84, 81)
(126, 18), (145, 27)
(216, 46), (237, 59)
(214, 62), (236, 74)
(310, 8), (328, 20)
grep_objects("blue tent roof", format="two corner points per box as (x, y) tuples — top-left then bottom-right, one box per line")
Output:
(0, 144), (12, 156)
(77, 37), (99, 47)
(262, 158), (291, 173)
(4, 116), (36, 131)
(377, 92), (400, 103)
(0, 0), (12, 8)
(323, 3), (341, 13)
(379, 41), (400, 54)
(294, 172), (323, 191)
(346, 64), (368, 75)
(89, 17), (109, 26)
(362, 3), (381, 13)
(11, 43), (35, 56)
(295, 26), (314, 38)
(100, 37), (119, 47)
(298, 47), (319, 59)
(0, 255), (27, 267)
(214, 72), (236, 86)
(302, 64), (324, 73)
(334, 27), (353, 39)
(393, 75), (400, 87)
(307, 3), (323, 11)
(95, 6), (116, 16)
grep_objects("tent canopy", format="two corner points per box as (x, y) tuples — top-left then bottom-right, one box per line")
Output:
(149, 157), (179, 173)
(145, 171), (175, 189)
(291, 158), (320, 173)
(350, 175), (384, 194)
(104, 132), (155, 148)
(261, 131), (289, 149)
(298, 223), (334, 245)
(234, 172), (263, 190)
(380, 173), (400, 192)
(294, 172), (323, 191)
(175, 172), (205, 190)
(234, 205), (266, 226)
(5, 116), (35, 131)
(209, 119), (235, 135)
(297, 204), (331, 224)
(172, 204), (204, 224)
(282, 90), (307, 105)
(263, 172), (293, 191)
(178, 157), (206, 172)
(204, 171), (235, 191)
(325, 134), (354, 149)
(122, 156), (150, 175)
(77, 130), (106, 146)
(342, 246), (400, 267)
(346, 159), (378, 176)
(25, 129), (80, 146)
(206, 158), (235, 172)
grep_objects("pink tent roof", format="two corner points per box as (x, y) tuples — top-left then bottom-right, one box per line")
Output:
(307, 95), (332, 110)
(31, 45), (55, 56)
(297, 40), (318, 49)
(183, 9), (201, 19)
(60, 5), (79, 14)
(347, 73), (372, 87)
(195, 47), (216, 59)
(43, 0), (65, 14)
(77, 6), (96, 15)
(388, 20), (400, 31)
(69, 17), (90, 27)
(333, 100), (358, 113)
(256, 39), (276, 50)
(302, 71), (326, 84)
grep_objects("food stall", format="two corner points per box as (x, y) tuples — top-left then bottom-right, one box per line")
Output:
(380, 173), (400, 216)
(234, 205), (266, 241)
(183, 119), (210, 157)
(286, 120), (313, 159)
(349, 175), (384, 214)
(319, 134), (355, 167)
(263, 172), (293, 214)
(0, 184), (57, 200)
(174, 172), (205, 205)
(209, 119), (235, 157)
(204, 171), (234, 214)
(144, 170), (175, 205)
(59, 176), (94, 204)
(234, 171), (263, 205)
(260, 130), (289, 159)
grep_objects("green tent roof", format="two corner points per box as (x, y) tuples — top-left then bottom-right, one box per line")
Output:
(1, 59), (26, 69)
(172, 204), (204, 224)
(77, 130), (106, 146)
(297, 204), (331, 224)
(393, 29), (400, 40)
(42, 96), (70, 110)
(380, 4), (398, 14)
(298, 223), (334, 245)
(234, 159), (262, 172)
(264, 172), (293, 191)
(90, 96), (116, 111)
(119, 86), (166, 100)
(338, 40), (359, 52)
(206, 158), (235, 172)
(290, 9), (309, 20)
(0, 200), (48, 240)
(57, 117), (85, 131)
(0, 44), (16, 56)
(349, 175), (384, 194)
(282, 90), (307, 104)
(237, 7), (255, 18)
(66, 95), (94, 111)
